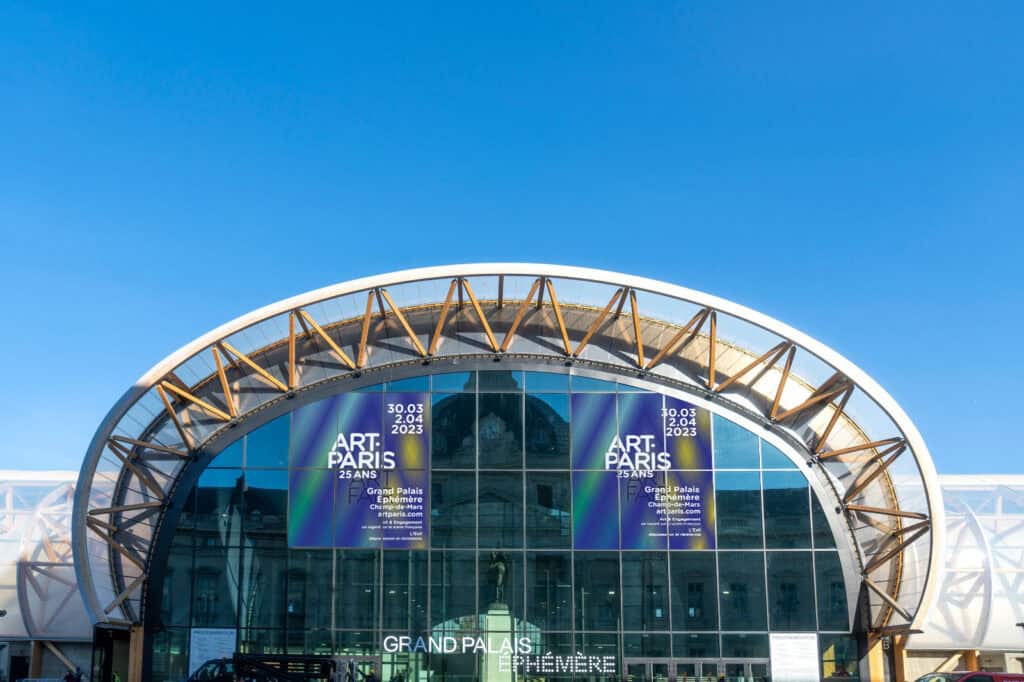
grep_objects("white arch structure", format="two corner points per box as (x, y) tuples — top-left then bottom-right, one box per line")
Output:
(72, 263), (944, 638)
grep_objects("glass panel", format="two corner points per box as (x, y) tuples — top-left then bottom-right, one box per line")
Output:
(431, 393), (476, 468)
(387, 376), (429, 392)
(815, 551), (849, 630)
(244, 469), (288, 547)
(715, 472), (763, 549)
(238, 628), (285, 655)
(246, 414), (290, 468)
(672, 632), (720, 658)
(287, 549), (333, 631)
(622, 552), (669, 630)
(571, 376), (617, 392)
(382, 550), (428, 632)
(718, 551), (767, 630)
(430, 551), (476, 626)
(575, 552), (621, 631)
(623, 632), (670, 657)
(763, 471), (811, 549)
(761, 440), (796, 469)
(161, 543), (193, 626)
(526, 552), (572, 630)
(194, 468), (244, 548)
(812, 493), (838, 549)
(767, 550), (816, 631)
(525, 393), (571, 468)
(478, 472), (523, 548)
(525, 371), (569, 392)
(713, 416), (759, 468)
(478, 393), (523, 468)
(212, 439), (244, 467)
(720, 632), (769, 657)
(670, 551), (717, 630)
(432, 371), (475, 392)
(335, 549), (379, 629)
(525, 471), (571, 548)
(150, 627), (189, 682)
(479, 370), (523, 391)
(241, 547), (287, 630)
(479, 550), (524, 621)
(820, 634), (861, 681)
(430, 472), (476, 548)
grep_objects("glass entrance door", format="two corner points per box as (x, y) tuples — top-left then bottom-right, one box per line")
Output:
(624, 659), (671, 682)
(675, 660), (720, 682)
(720, 659), (770, 682)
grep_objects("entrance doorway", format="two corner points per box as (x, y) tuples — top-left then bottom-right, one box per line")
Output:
(335, 655), (382, 682)
(624, 658), (771, 682)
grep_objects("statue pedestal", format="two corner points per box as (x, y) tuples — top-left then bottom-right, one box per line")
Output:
(481, 602), (514, 682)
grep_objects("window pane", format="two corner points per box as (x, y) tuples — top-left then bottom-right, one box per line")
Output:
(431, 394), (476, 468)
(525, 372), (569, 392)
(478, 394), (523, 468)
(478, 472), (523, 548)
(718, 551), (767, 630)
(246, 414), (290, 468)
(479, 550), (524, 621)
(241, 547), (286, 629)
(525, 472), (571, 548)
(812, 494), (837, 549)
(622, 552), (669, 631)
(162, 544), (193, 626)
(571, 376), (617, 392)
(575, 552), (621, 631)
(763, 471), (811, 549)
(673, 632), (719, 658)
(431, 551), (476, 626)
(525, 393), (570, 468)
(479, 370), (523, 391)
(335, 549), (378, 629)
(761, 440), (797, 469)
(721, 633), (769, 658)
(816, 552), (849, 630)
(212, 439), (243, 467)
(624, 633), (670, 657)
(670, 551), (717, 631)
(526, 552), (572, 630)
(430, 472), (476, 548)
(820, 634), (860, 681)
(382, 550), (428, 631)
(767, 550), (816, 631)
(245, 469), (288, 547)
(715, 472), (763, 549)
(432, 371), (475, 392)
(287, 549), (333, 631)
(195, 469), (244, 548)
(713, 416), (759, 468)
(387, 376), (429, 392)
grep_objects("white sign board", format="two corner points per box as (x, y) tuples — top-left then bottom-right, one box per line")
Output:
(769, 632), (820, 682)
(189, 627), (237, 676)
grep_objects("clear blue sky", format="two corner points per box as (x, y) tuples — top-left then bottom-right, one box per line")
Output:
(1, 3), (1021, 474)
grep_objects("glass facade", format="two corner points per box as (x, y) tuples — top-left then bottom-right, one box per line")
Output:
(151, 370), (857, 681)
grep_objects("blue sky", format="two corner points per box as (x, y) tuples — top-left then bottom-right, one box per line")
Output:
(0, 3), (1021, 474)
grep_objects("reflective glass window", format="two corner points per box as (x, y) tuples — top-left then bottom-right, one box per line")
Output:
(246, 414), (290, 468)
(335, 549), (378, 630)
(525, 471), (571, 548)
(767, 550), (816, 631)
(478, 550), (524, 621)
(820, 634), (860, 680)
(430, 472), (476, 548)
(432, 371), (475, 392)
(287, 549), (333, 632)
(524, 393), (570, 469)
(761, 440), (797, 469)
(575, 552), (621, 631)
(812, 494), (837, 549)
(715, 471), (763, 549)
(382, 550), (428, 631)
(212, 439), (243, 467)
(478, 472), (523, 548)
(244, 469), (288, 547)
(526, 552), (572, 630)
(431, 393), (476, 468)
(162, 544), (193, 626)
(718, 551), (767, 630)
(713, 416), (759, 468)
(478, 393), (523, 468)
(721, 633), (769, 658)
(670, 551), (717, 631)
(240, 547), (286, 630)
(571, 376), (617, 392)
(622, 552), (669, 631)
(624, 633), (670, 657)
(815, 551), (849, 630)
(479, 370), (523, 391)
(525, 371), (569, 392)
(763, 471), (811, 549)
(195, 468), (244, 548)
(673, 632), (720, 658)
(430, 551), (476, 626)
(387, 376), (429, 392)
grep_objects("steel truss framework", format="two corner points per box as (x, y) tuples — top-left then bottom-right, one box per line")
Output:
(72, 264), (944, 638)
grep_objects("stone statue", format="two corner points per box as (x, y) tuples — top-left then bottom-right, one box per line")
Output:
(488, 551), (507, 604)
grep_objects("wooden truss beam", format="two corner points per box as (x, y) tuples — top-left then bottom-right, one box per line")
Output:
(644, 307), (710, 371)
(379, 288), (427, 357)
(155, 385), (193, 451)
(358, 290), (375, 368)
(159, 381), (231, 422)
(713, 341), (793, 393)
(104, 573), (146, 615)
(864, 577), (912, 622)
(846, 504), (928, 521)
(88, 501), (163, 516)
(774, 372), (852, 422)
(109, 436), (188, 459)
(813, 385), (853, 453)
(707, 311), (717, 387)
(106, 441), (164, 501)
(297, 309), (356, 370)
(501, 278), (542, 352)
(574, 288), (624, 357)
(842, 442), (906, 503)
(211, 347), (237, 417)
(288, 312), (297, 389)
(629, 289), (645, 368)
(769, 345), (796, 420)
(544, 278), (572, 356)
(84, 518), (146, 571)
(461, 278), (500, 353)
(864, 523), (931, 574)
(429, 279), (459, 355)
(818, 437), (905, 460)
(218, 341), (289, 393)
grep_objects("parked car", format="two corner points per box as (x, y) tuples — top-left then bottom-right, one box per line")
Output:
(188, 658), (236, 682)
